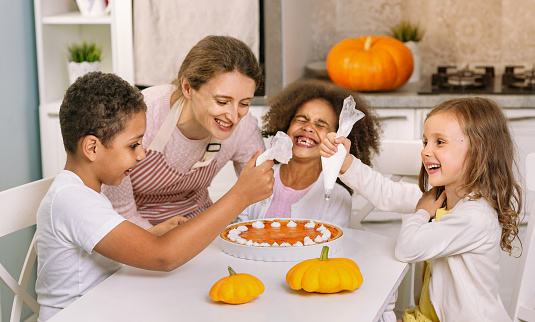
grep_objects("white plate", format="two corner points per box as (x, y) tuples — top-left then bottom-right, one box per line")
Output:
(218, 219), (344, 262)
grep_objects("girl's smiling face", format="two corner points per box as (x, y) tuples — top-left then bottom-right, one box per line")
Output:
(287, 98), (338, 161)
(421, 111), (470, 192)
(185, 70), (256, 140)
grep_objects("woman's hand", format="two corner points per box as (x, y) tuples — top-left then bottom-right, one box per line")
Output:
(231, 149), (275, 206)
(320, 132), (353, 174)
(415, 187), (446, 219)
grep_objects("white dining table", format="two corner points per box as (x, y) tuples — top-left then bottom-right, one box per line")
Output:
(49, 229), (408, 322)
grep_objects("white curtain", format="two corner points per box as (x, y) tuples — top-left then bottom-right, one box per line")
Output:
(133, 0), (260, 86)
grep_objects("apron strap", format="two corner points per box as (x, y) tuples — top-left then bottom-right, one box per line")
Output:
(148, 96), (221, 169)
(191, 136), (221, 170)
(148, 97), (184, 152)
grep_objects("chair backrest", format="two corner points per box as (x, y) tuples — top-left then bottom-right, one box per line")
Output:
(0, 177), (54, 322)
(510, 153), (535, 321)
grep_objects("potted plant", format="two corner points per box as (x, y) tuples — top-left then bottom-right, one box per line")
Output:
(67, 41), (103, 84)
(389, 21), (425, 83)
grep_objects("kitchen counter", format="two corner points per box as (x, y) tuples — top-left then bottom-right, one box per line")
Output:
(361, 80), (535, 109)
(253, 78), (535, 109)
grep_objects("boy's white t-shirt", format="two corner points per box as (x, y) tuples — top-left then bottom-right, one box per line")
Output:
(35, 170), (126, 321)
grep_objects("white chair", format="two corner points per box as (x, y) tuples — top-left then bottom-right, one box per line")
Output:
(0, 177), (54, 322)
(351, 139), (423, 229)
(510, 153), (535, 322)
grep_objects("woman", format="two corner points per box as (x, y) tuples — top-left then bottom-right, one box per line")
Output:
(102, 35), (264, 228)
(238, 80), (382, 228)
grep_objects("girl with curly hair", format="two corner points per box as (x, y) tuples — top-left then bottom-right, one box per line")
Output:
(238, 79), (382, 228)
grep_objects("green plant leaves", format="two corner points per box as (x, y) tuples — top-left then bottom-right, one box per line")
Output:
(67, 41), (102, 62)
(389, 21), (425, 43)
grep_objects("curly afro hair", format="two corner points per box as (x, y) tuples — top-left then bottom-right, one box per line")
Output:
(59, 72), (146, 154)
(262, 79), (382, 167)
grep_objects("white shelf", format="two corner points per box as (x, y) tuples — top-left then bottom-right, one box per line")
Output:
(35, 0), (134, 177)
(42, 11), (112, 25)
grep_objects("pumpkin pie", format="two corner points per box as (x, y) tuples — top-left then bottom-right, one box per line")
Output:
(220, 219), (343, 247)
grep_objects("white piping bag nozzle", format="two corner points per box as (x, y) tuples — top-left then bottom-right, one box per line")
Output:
(324, 188), (333, 201)
(321, 144), (347, 200)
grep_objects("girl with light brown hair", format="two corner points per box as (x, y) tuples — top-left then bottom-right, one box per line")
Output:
(322, 97), (522, 321)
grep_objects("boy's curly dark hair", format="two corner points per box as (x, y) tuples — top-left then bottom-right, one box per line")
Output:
(59, 72), (147, 153)
(262, 79), (382, 167)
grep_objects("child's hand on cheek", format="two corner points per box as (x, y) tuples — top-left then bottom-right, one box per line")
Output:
(415, 187), (446, 219)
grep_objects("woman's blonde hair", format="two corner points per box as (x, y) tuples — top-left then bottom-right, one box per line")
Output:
(171, 35), (262, 97)
(418, 97), (522, 255)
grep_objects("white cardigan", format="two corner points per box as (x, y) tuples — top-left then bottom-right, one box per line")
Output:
(340, 155), (510, 321)
(339, 155), (422, 214)
(238, 164), (352, 227)
(396, 198), (511, 322)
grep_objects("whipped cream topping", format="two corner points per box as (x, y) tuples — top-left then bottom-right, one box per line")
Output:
(287, 220), (297, 228)
(271, 221), (281, 228)
(252, 221), (265, 229)
(305, 220), (316, 229)
(303, 236), (316, 246)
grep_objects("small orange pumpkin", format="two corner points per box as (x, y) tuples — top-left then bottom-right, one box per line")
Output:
(326, 35), (413, 92)
(209, 266), (264, 304)
(286, 246), (363, 293)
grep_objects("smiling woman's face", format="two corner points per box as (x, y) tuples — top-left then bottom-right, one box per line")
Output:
(287, 98), (338, 161)
(184, 70), (256, 141)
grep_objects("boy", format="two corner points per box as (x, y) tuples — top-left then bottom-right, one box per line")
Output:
(35, 72), (274, 321)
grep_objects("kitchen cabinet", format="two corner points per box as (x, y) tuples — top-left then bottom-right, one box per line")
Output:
(34, 0), (134, 178)
(504, 109), (535, 216)
(375, 108), (421, 140)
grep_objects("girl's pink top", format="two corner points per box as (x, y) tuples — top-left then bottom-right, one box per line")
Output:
(264, 169), (314, 218)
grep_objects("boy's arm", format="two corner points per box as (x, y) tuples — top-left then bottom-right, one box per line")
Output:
(147, 215), (189, 236)
(94, 151), (274, 271)
(101, 178), (153, 229)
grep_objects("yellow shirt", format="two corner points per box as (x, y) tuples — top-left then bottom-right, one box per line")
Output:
(402, 207), (450, 322)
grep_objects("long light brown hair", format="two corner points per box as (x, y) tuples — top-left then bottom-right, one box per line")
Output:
(418, 97), (522, 255)
(171, 35), (262, 98)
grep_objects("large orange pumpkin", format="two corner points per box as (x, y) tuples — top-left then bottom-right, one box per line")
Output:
(326, 36), (413, 92)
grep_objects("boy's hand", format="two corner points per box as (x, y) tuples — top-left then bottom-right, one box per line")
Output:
(232, 149), (275, 205)
(320, 132), (353, 174)
(148, 215), (189, 236)
(415, 187), (446, 219)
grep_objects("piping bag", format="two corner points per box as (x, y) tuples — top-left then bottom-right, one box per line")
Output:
(321, 96), (365, 200)
(256, 131), (293, 166)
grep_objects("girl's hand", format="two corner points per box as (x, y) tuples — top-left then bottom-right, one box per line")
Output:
(415, 187), (446, 219)
(320, 132), (353, 174)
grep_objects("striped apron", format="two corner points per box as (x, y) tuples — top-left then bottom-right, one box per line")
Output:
(129, 97), (221, 225)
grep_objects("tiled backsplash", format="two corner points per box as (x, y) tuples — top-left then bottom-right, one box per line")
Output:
(308, 0), (535, 77)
